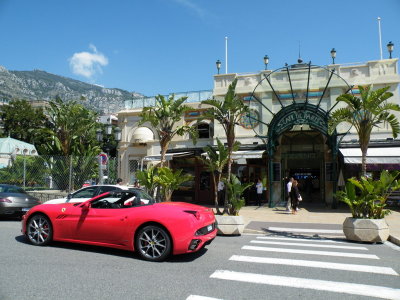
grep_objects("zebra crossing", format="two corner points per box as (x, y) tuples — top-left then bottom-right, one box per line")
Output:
(187, 225), (400, 300)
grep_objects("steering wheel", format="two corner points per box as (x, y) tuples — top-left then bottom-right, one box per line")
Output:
(98, 200), (111, 208)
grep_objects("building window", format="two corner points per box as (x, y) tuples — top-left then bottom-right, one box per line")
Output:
(197, 123), (212, 139)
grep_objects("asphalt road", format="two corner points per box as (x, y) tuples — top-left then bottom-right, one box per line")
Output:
(1, 218), (400, 300)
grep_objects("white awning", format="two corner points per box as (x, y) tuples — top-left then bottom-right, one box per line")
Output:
(339, 147), (400, 164)
(231, 150), (265, 160)
(142, 152), (192, 162)
(132, 127), (154, 143)
(201, 150), (265, 164)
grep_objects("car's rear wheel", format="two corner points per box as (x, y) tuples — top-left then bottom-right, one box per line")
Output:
(135, 225), (171, 262)
(26, 214), (53, 246)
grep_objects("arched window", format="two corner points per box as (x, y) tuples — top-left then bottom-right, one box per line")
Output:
(196, 123), (212, 139)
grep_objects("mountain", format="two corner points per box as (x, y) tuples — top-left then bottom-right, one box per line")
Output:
(0, 66), (144, 114)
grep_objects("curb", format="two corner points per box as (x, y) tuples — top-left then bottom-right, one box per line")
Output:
(389, 235), (400, 247)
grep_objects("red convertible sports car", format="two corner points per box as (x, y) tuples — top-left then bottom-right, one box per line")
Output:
(21, 190), (216, 261)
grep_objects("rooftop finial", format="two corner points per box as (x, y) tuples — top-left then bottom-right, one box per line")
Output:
(298, 41), (303, 63)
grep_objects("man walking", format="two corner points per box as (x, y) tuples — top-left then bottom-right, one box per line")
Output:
(286, 177), (294, 212)
(218, 180), (225, 206)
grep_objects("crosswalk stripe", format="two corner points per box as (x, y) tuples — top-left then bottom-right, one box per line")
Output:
(210, 270), (400, 299)
(186, 296), (224, 300)
(268, 226), (343, 234)
(257, 236), (345, 243)
(250, 240), (368, 250)
(229, 255), (399, 276)
(242, 245), (379, 259)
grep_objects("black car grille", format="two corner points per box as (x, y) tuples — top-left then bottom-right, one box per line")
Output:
(195, 222), (216, 236)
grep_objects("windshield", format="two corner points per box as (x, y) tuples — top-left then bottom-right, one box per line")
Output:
(127, 188), (153, 201)
(0, 185), (27, 194)
(88, 191), (154, 209)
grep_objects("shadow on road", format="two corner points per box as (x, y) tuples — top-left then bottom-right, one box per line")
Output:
(14, 234), (209, 262)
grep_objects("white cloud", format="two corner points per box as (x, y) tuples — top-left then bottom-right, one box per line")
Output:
(69, 44), (108, 79)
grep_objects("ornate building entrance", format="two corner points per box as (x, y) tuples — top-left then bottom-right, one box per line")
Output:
(249, 61), (353, 207)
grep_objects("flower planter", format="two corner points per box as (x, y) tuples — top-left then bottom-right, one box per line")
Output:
(342, 217), (389, 243)
(215, 215), (245, 236)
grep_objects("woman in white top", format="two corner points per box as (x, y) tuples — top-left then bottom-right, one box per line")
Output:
(255, 178), (263, 207)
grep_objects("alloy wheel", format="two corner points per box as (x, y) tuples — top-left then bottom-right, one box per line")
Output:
(27, 214), (52, 246)
(136, 225), (171, 261)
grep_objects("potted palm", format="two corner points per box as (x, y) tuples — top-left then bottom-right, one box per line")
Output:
(215, 175), (253, 235)
(337, 170), (400, 242)
(200, 138), (238, 215)
(201, 79), (250, 214)
(201, 79), (252, 235)
(329, 85), (400, 241)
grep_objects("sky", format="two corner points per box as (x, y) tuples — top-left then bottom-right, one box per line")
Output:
(0, 0), (399, 97)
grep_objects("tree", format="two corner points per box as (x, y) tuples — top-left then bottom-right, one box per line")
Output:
(138, 94), (197, 166)
(224, 175), (253, 216)
(201, 79), (250, 213)
(200, 138), (239, 214)
(136, 166), (158, 198)
(155, 167), (193, 202)
(38, 97), (101, 157)
(0, 99), (47, 144)
(329, 85), (400, 176)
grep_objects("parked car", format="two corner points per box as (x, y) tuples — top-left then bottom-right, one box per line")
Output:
(45, 185), (153, 204)
(0, 184), (41, 217)
(22, 190), (216, 261)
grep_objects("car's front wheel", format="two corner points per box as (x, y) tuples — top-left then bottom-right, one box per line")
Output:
(26, 214), (53, 246)
(135, 225), (171, 262)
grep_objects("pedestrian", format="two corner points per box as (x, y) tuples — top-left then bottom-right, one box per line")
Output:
(286, 177), (294, 212)
(291, 180), (301, 214)
(134, 180), (140, 188)
(255, 178), (263, 207)
(217, 180), (225, 206)
(116, 178), (123, 185)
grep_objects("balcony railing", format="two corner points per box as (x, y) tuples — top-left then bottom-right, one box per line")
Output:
(124, 90), (213, 109)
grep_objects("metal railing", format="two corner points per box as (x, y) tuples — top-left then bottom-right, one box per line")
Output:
(124, 90), (213, 109)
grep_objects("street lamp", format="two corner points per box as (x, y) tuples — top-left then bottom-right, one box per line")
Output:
(330, 48), (337, 64)
(263, 55), (269, 70)
(216, 60), (221, 74)
(96, 125), (122, 184)
(387, 41), (394, 59)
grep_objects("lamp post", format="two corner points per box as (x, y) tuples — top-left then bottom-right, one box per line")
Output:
(263, 55), (269, 70)
(96, 124), (122, 184)
(216, 60), (221, 74)
(387, 41), (394, 59)
(330, 48), (337, 64)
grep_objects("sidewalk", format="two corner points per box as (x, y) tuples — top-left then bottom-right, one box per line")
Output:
(239, 203), (400, 246)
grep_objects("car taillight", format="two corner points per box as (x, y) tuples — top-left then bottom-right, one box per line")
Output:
(0, 198), (12, 203)
(184, 210), (200, 220)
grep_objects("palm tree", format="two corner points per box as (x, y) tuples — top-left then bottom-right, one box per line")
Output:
(138, 94), (197, 166)
(155, 167), (193, 202)
(136, 166), (158, 198)
(200, 138), (239, 214)
(201, 79), (250, 213)
(38, 97), (100, 157)
(329, 85), (400, 176)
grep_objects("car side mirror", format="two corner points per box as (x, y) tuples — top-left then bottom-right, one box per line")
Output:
(67, 193), (72, 200)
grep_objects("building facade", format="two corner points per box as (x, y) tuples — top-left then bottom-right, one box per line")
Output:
(117, 58), (400, 207)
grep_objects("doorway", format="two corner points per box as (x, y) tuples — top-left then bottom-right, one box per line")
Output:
(280, 129), (326, 203)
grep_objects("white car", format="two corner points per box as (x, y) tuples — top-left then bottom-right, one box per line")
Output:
(45, 185), (153, 204)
